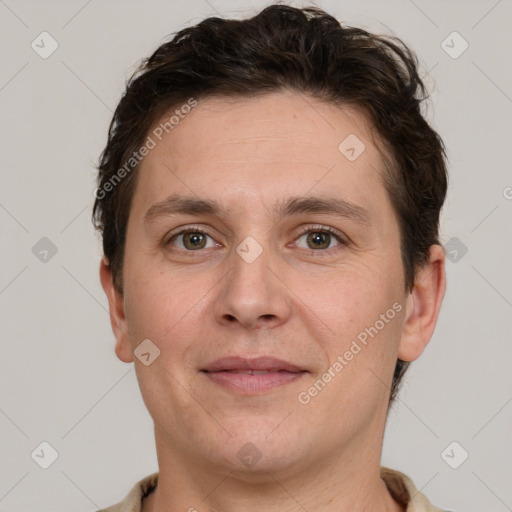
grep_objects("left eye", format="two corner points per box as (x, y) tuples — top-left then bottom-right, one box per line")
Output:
(295, 230), (342, 250)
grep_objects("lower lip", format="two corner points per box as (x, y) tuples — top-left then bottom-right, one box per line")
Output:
(203, 370), (306, 393)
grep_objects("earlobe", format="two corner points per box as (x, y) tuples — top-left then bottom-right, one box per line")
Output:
(99, 258), (134, 363)
(398, 244), (446, 362)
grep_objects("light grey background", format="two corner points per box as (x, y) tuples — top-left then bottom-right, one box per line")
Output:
(0, 0), (511, 510)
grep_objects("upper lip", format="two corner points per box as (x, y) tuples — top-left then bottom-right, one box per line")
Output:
(202, 356), (306, 373)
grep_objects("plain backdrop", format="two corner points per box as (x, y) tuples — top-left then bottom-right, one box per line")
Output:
(0, 1), (511, 511)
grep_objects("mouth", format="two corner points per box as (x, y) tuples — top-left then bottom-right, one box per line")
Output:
(201, 356), (308, 393)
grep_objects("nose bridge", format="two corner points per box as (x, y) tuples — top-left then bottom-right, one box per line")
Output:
(215, 233), (290, 328)
(230, 234), (274, 303)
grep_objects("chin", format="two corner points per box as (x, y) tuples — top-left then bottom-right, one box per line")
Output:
(210, 419), (307, 476)
(225, 449), (305, 483)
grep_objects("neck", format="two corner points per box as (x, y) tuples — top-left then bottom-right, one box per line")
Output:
(143, 429), (403, 512)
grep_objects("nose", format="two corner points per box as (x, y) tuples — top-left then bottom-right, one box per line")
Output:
(214, 240), (292, 330)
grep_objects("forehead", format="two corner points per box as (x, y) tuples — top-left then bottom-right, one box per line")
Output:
(155, 91), (380, 162)
(132, 90), (394, 223)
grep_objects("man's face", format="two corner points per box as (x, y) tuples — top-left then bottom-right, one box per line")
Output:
(109, 91), (413, 474)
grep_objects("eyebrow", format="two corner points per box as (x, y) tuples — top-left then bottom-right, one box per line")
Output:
(144, 194), (372, 226)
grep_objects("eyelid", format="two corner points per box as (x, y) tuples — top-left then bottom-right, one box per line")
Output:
(165, 224), (218, 246)
(292, 224), (348, 252)
(294, 224), (347, 242)
(294, 224), (344, 239)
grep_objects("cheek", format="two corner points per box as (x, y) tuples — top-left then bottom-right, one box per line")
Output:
(123, 265), (214, 361)
(123, 269), (212, 428)
(315, 263), (401, 333)
(317, 273), (405, 398)
(307, 280), (405, 421)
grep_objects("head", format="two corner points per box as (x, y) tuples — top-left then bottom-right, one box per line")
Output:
(94, 4), (447, 476)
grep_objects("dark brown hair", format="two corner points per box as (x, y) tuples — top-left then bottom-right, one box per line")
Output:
(93, 4), (448, 401)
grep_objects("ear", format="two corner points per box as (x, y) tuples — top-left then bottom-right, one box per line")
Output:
(99, 257), (134, 363)
(398, 244), (446, 362)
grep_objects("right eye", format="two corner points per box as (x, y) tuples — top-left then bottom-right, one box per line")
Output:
(167, 230), (218, 251)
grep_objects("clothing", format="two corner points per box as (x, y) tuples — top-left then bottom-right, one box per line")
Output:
(97, 466), (449, 512)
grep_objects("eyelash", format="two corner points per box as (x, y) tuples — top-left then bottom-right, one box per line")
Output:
(294, 225), (347, 251)
(166, 224), (348, 254)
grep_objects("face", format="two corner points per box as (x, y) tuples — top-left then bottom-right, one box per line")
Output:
(101, 90), (444, 477)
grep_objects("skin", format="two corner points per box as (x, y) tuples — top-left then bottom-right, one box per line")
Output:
(100, 90), (446, 512)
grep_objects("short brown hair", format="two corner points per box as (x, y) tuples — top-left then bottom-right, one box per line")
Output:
(93, 4), (448, 401)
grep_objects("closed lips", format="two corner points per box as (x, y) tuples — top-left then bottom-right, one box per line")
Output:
(214, 369), (297, 374)
(202, 356), (306, 373)
(201, 356), (308, 393)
